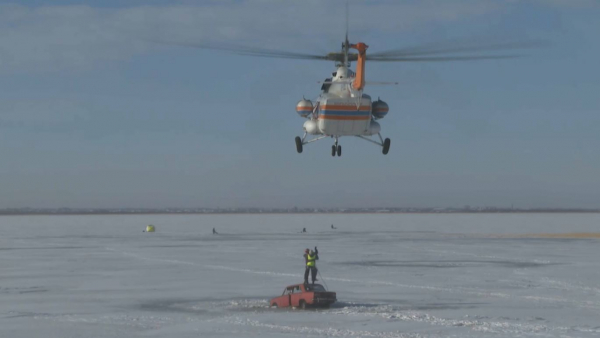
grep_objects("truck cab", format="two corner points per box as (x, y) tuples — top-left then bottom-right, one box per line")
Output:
(270, 283), (337, 309)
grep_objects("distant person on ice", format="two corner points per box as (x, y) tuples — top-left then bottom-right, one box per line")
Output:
(212, 228), (218, 235)
(331, 224), (336, 229)
(301, 227), (306, 233)
(304, 247), (319, 284)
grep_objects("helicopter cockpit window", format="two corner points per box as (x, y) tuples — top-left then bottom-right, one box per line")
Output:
(321, 78), (332, 92)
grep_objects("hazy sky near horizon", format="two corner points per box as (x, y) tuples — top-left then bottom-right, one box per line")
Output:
(1, 0), (599, 209)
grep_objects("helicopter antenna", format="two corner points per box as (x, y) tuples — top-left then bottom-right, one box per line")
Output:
(343, 1), (350, 67)
(345, 1), (349, 44)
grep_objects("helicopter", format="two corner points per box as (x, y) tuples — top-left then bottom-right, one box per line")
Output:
(162, 16), (539, 157)
(289, 34), (537, 157)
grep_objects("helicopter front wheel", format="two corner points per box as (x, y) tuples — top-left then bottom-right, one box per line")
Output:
(331, 145), (341, 156)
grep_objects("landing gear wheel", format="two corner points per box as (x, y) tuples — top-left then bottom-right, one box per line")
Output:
(382, 138), (391, 155)
(331, 145), (336, 157)
(337, 145), (342, 157)
(295, 137), (303, 153)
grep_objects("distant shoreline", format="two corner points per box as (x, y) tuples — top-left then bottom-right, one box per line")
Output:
(1, 210), (599, 216)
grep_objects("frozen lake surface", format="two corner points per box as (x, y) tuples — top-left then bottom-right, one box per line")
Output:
(1, 214), (600, 337)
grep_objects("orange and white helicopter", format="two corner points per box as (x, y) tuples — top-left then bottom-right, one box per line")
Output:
(166, 24), (538, 157)
(288, 34), (536, 157)
(294, 38), (393, 157)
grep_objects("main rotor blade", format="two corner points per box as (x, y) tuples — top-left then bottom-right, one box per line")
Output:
(158, 40), (331, 60)
(367, 54), (522, 62)
(369, 39), (546, 58)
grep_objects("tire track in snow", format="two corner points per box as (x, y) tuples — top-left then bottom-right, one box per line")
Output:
(105, 247), (599, 311)
(210, 301), (600, 337)
(403, 244), (552, 265)
(105, 247), (300, 278)
(538, 277), (600, 296)
(329, 304), (600, 336)
(321, 275), (586, 308)
(219, 316), (440, 338)
(105, 247), (475, 292)
(400, 244), (600, 311)
(26, 312), (193, 331)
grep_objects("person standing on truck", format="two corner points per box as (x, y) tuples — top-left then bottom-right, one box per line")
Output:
(303, 247), (319, 284)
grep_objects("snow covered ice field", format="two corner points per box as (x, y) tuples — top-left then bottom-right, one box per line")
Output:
(1, 214), (600, 338)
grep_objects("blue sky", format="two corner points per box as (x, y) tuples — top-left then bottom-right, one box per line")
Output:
(1, 0), (599, 209)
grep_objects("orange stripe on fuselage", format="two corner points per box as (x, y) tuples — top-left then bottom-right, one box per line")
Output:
(320, 105), (371, 111)
(318, 115), (371, 120)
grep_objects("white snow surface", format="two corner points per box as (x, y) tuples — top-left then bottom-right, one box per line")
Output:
(1, 213), (600, 337)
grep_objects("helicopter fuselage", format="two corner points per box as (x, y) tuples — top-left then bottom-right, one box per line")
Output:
(316, 94), (376, 136)
(300, 66), (383, 137)
(294, 54), (391, 156)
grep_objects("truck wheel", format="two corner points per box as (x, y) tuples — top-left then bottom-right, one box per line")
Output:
(299, 300), (307, 310)
(271, 303), (278, 308)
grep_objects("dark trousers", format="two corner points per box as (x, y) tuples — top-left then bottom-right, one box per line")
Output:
(304, 266), (317, 283)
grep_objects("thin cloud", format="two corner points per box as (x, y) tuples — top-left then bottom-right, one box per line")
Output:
(1, 98), (90, 125)
(0, 1), (502, 72)
(529, 0), (599, 8)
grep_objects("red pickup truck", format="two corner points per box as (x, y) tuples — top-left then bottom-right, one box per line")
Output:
(270, 283), (337, 309)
